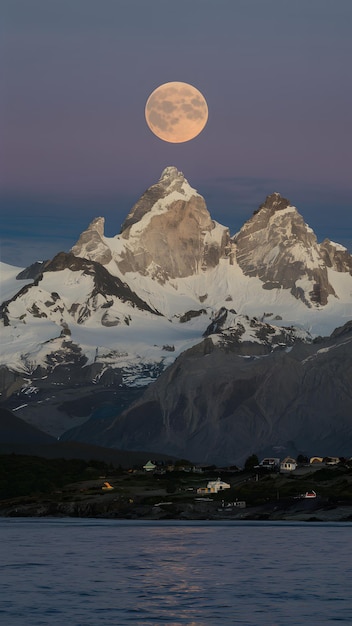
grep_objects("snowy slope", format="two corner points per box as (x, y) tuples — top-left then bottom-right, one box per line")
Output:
(0, 255), (207, 385)
(0, 262), (33, 302)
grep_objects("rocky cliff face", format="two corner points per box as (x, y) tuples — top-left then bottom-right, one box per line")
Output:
(233, 193), (335, 305)
(72, 167), (230, 281)
(319, 239), (352, 274)
(71, 217), (112, 265)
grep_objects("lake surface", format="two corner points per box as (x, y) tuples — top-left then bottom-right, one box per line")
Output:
(1, 519), (351, 625)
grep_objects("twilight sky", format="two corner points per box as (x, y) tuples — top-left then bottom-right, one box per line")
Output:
(1, 0), (352, 266)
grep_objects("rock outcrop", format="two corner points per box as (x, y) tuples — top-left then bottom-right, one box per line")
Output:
(319, 239), (352, 274)
(71, 217), (112, 265)
(234, 193), (336, 305)
(117, 166), (230, 280)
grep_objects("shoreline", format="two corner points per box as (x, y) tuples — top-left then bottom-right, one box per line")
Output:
(1, 497), (351, 523)
(1, 454), (351, 522)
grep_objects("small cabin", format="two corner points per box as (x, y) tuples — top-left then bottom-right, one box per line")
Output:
(143, 460), (156, 472)
(197, 477), (231, 495)
(280, 457), (297, 472)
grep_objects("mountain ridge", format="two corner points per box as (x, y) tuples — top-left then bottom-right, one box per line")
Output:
(63, 319), (352, 465)
(1, 166), (352, 464)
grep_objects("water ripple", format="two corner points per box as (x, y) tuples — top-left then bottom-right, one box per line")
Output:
(0, 519), (351, 625)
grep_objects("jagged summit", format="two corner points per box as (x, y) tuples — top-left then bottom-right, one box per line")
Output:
(255, 192), (291, 214)
(71, 217), (112, 265)
(159, 165), (187, 184)
(68, 168), (352, 308)
(120, 166), (191, 235)
(70, 166), (229, 281)
(118, 167), (229, 279)
(71, 166), (195, 264)
(234, 192), (335, 305)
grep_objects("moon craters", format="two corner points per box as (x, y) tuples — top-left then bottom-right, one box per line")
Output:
(145, 82), (208, 143)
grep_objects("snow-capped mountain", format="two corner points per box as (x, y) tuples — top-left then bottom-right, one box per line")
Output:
(70, 166), (352, 330)
(235, 192), (334, 305)
(72, 166), (230, 281)
(1, 166), (352, 462)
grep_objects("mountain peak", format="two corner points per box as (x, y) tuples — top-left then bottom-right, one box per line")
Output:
(117, 167), (229, 279)
(159, 166), (186, 185)
(71, 216), (112, 265)
(235, 193), (335, 305)
(120, 166), (193, 235)
(257, 192), (291, 213)
(87, 216), (105, 236)
(68, 167), (351, 306)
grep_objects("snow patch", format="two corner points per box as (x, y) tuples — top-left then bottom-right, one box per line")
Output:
(127, 189), (197, 238)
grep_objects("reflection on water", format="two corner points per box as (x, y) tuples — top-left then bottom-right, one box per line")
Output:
(131, 527), (205, 623)
(1, 519), (351, 625)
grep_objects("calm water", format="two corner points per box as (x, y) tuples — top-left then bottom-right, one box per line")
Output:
(0, 519), (351, 625)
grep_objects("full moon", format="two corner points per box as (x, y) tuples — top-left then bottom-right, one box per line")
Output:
(145, 81), (208, 143)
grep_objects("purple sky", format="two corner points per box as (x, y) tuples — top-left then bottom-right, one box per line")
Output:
(1, 0), (352, 266)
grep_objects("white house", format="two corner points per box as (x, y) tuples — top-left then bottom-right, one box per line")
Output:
(143, 460), (156, 472)
(197, 478), (231, 495)
(280, 457), (297, 472)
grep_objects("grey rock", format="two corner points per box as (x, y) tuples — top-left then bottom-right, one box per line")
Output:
(118, 167), (229, 280)
(16, 260), (50, 281)
(319, 239), (352, 274)
(0, 407), (55, 444)
(234, 193), (336, 305)
(71, 217), (112, 265)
